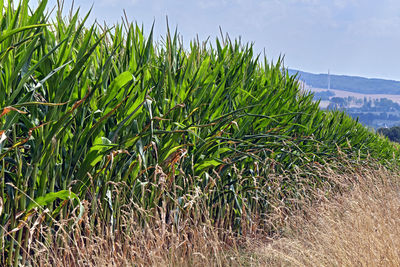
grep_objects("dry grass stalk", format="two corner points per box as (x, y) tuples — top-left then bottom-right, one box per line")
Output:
(258, 165), (400, 267)
(25, 162), (400, 266)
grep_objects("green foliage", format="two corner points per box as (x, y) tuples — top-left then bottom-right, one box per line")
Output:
(377, 126), (400, 143)
(0, 1), (399, 265)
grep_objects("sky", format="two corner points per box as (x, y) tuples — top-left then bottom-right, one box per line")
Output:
(44, 0), (400, 81)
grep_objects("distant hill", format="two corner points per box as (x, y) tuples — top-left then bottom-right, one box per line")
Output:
(288, 69), (400, 95)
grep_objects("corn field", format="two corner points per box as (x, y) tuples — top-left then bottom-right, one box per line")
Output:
(0, 0), (398, 265)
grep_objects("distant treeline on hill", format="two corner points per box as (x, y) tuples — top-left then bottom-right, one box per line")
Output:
(288, 69), (400, 95)
(377, 126), (400, 143)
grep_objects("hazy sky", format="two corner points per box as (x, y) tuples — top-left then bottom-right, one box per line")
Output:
(46, 0), (400, 80)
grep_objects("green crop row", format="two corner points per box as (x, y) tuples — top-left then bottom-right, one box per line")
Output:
(0, 0), (398, 265)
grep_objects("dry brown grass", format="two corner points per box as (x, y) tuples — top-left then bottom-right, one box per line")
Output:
(258, 165), (400, 267)
(28, 202), (250, 266)
(27, 163), (400, 266)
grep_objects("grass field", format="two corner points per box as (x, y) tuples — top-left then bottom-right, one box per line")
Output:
(27, 162), (400, 266)
(1, 1), (400, 266)
(258, 164), (400, 266)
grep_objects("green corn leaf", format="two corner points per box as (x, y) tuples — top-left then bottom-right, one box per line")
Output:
(27, 190), (82, 213)
(0, 24), (48, 43)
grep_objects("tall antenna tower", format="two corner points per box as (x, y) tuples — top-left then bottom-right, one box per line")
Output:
(328, 69), (331, 90)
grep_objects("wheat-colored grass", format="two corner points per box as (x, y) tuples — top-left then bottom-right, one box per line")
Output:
(258, 166), (400, 267)
(28, 200), (247, 267)
(26, 164), (400, 266)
